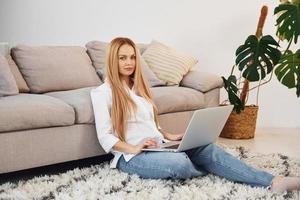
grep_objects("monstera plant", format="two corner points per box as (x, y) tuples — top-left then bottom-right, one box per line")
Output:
(223, 1), (300, 114)
(221, 1), (300, 139)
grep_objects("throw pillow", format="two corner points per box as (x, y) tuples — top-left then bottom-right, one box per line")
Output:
(86, 40), (108, 71)
(86, 40), (164, 86)
(142, 40), (198, 85)
(12, 45), (102, 93)
(86, 41), (150, 71)
(0, 55), (18, 97)
(136, 43), (149, 54)
(6, 53), (30, 93)
(140, 57), (166, 87)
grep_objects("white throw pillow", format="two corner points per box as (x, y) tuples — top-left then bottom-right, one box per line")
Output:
(142, 40), (198, 85)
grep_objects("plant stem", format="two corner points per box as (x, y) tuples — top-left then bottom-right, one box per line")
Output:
(239, 5), (268, 106)
(256, 78), (262, 106)
(230, 65), (236, 75)
(283, 38), (293, 56)
(248, 70), (274, 92)
(240, 79), (249, 105)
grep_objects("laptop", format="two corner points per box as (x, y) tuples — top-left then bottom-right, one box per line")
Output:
(142, 105), (233, 152)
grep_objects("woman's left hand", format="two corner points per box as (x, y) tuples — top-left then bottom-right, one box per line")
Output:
(163, 132), (184, 141)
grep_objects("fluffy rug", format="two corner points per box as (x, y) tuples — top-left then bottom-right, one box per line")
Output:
(0, 146), (299, 200)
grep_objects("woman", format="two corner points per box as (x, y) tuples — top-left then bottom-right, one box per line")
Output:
(91, 37), (300, 193)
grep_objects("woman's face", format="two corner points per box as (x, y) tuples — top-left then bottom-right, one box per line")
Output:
(118, 44), (136, 78)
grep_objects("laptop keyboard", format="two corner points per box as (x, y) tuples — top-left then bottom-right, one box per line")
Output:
(164, 144), (180, 149)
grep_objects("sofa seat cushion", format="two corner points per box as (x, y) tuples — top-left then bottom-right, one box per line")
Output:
(46, 87), (97, 124)
(151, 86), (205, 114)
(0, 94), (75, 132)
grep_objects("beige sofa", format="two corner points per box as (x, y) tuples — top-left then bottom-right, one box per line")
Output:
(0, 41), (223, 174)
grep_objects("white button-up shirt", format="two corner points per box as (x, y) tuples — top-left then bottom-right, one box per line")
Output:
(90, 81), (164, 168)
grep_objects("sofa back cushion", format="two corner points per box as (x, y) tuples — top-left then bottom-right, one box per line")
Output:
(150, 86), (205, 114)
(12, 45), (102, 93)
(0, 55), (19, 97)
(142, 40), (198, 86)
(86, 40), (149, 70)
(86, 40), (165, 86)
(6, 53), (30, 93)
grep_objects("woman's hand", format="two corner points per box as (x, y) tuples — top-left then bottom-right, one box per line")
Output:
(131, 138), (159, 154)
(163, 132), (184, 141)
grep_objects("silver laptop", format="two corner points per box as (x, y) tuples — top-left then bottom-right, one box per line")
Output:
(142, 105), (233, 152)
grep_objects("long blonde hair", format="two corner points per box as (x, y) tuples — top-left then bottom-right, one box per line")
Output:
(106, 37), (159, 141)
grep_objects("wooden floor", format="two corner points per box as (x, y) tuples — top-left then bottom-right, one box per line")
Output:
(217, 127), (300, 159)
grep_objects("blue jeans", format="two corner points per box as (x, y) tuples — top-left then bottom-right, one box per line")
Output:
(116, 143), (274, 187)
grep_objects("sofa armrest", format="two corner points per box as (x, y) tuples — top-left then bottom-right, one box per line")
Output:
(180, 70), (223, 93)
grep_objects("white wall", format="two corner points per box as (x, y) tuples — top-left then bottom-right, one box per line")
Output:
(0, 0), (299, 128)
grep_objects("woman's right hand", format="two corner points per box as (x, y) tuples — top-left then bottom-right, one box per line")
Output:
(132, 138), (159, 154)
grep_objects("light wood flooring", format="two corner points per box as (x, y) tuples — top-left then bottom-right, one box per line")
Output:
(217, 128), (300, 159)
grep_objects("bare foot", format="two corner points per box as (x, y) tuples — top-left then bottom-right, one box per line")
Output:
(271, 176), (300, 193)
(271, 176), (284, 188)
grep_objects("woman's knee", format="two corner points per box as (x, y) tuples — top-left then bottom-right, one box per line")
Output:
(201, 143), (223, 163)
(166, 153), (195, 179)
(117, 153), (196, 180)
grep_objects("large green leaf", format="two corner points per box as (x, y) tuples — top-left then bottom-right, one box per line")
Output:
(222, 75), (244, 113)
(274, 2), (300, 44)
(235, 35), (282, 82)
(275, 50), (300, 97)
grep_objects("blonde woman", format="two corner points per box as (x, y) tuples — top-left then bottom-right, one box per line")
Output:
(90, 37), (300, 193)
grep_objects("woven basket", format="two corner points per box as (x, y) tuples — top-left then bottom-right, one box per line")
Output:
(220, 105), (258, 139)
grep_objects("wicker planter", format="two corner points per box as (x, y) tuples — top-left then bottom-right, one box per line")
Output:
(220, 105), (258, 139)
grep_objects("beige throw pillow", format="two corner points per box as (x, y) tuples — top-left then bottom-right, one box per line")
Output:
(12, 45), (102, 93)
(86, 40), (149, 71)
(137, 43), (149, 54)
(86, 40), (108, 71)
(6, 54), (30, 93)
(142, 40), (198, 85)
(140, 57), (166, 87)
(0, 55), (18, 97)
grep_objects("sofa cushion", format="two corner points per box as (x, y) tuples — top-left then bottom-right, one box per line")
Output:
(6, 53), (30, 93)
(140, 57), (166, 87)
(46, 87), (97, 124)
(0, 55), (19, 97)
(180, 70), (224, 93)
(150, 86), (205, 114)
(86, 40), (149, 70)
(11, 45), (102, 93)
(137, 43), (149, 54)
(142, 40), (198, 86)
(85, 41), (161, 85)
(0, 94), (75, 132)
(86, 41), (107, 71)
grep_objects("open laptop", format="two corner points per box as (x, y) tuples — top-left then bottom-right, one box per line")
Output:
(142, 105), (233, 152)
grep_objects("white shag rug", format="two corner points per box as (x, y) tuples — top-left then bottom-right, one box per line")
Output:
(1, 146), (300, 200)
